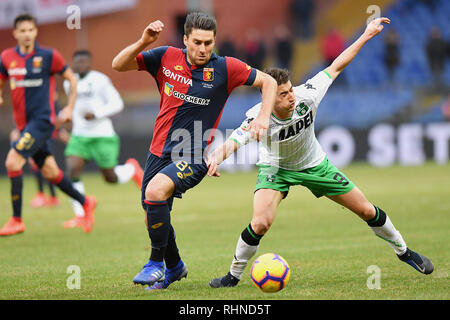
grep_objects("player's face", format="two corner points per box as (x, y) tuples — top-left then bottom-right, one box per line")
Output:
(274, 81), (296, 113)
(72, 55), (91, 77)
(13, 21), (38, 48)
(184, 29), (215, 66)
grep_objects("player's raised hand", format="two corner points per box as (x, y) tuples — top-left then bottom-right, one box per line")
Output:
(141, 20), (164, 45)
(364, 17), (390, 39)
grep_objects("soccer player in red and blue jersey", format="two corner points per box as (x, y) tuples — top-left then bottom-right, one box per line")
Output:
(0, 14), (97, 235)
(112, 12), (277, 290)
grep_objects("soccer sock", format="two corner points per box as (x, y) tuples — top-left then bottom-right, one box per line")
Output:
(230, 224), (264, 280)
(48, 180), (56, 197)
(33, 169), (44, 193)
(70, 180), (85, 217)
(113, 163), (135, 184)
(145, 200), (171, 262)
(49, 170), (85, 206)
(8, 170), (23, 219)
(367, 206), (407, 255)
(164, 224), (181, 269)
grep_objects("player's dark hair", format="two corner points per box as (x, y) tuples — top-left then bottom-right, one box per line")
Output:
(14, 13), (37, 29)
(184, 12), (217, 37)
(264, 68), (290, 85)
(73, 50), (92, 58)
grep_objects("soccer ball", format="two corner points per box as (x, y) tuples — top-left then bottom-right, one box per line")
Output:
(250, 253), (291, 293)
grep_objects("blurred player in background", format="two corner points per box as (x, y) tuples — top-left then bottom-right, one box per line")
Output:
(62, 50), (143, 231)
(0, 14), (97, 236)
(208, 17), (434, 288)
(10, 126), (69, 208)
(112, 12), (278, 290)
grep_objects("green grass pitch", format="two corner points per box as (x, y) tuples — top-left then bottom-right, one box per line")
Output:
(0, 162), (448, 300)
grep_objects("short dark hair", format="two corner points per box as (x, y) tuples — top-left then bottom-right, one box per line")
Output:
(14, 14), (37, 29)
(264, 68), (290, 85)
(73, 50), (92, 58)
(184, 12), (217, 37)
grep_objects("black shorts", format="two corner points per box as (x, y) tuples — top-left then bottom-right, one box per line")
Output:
(11, 120), (54, 168)
(141, 152), (208, 209)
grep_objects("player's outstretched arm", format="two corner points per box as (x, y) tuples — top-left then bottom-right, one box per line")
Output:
(247, 70), (277, 141)
(58, 67), (77, 123)
(112, 20), (164, 72)
(206, 139), (241, 177)
(325, 17), (390, 81)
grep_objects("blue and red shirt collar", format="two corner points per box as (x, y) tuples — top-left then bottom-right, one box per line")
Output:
(14, 41), (39, 58)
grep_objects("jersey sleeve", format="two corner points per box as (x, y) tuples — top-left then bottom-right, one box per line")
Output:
(94, 76), (124, 119)
(294, 70), (333, 109)
(226, 57), (257, 94)
(228, 117), (254, 147)
(50, 49), (68, 74)
(136, 46), (169, 77)
(0, 55), (8, 80)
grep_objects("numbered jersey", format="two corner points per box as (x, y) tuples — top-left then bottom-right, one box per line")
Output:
(229, 70), (333, 171)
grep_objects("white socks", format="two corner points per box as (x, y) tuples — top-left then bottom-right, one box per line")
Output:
(113, 163), (135, 184)
(230, 236), (259, 280)
(71, 181), (85, 217)
(370, 215), (407, 255)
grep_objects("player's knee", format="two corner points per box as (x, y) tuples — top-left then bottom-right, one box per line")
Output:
(358, 203), (376, 220)
(145, 186), (169, 202)
(5, 152), (25, 172)
(41, 166), (59, 181)
(251, 216), (272, 235)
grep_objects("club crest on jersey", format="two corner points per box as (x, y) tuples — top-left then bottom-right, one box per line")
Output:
(32, 56), (43, 73)
(295, 102), (309, 116)
(164, 82), (174, 96)
(174, 65), (184, 71)
(203, 68), (214, 81)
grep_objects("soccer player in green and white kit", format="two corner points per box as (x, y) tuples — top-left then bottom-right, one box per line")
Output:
(62, 50), (143, 231)
(208, 17), (433, 288)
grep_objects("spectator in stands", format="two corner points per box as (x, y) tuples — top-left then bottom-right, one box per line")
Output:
(274, 24), (293, 70)
(426, 27), (447, 89)
(321, 27), (346, 86)
(383, 29), (400, 83)
(243, 29), (267, 70)
(219, 35), (237, 58)
(290, 0), (315, 39)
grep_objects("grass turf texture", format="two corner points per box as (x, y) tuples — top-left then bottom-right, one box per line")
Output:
(0, 162), (448, 300)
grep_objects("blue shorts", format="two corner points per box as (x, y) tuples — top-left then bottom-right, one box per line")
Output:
(141, 152), (208, 209)
(11, 120), (54, 168)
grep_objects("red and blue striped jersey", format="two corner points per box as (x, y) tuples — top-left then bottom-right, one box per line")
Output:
(0, 42), (67, 131)
(136, 46), (256, 159)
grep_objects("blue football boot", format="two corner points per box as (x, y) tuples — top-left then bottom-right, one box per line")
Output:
(146, 260), (188, 290)
(133, 260), (165, 285)
(397, 248), (434, 275)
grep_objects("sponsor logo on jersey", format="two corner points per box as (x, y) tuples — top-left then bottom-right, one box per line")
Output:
(164, 82), (174, 96)
(164, 82), (210, 106)
(10, 78), (43, 90)
(203, 68), (214, 81)
(277, 110), (314, 141)
(162, 66), (192, 86)
(8, 68), (27, 76)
